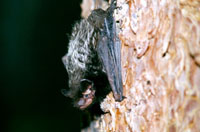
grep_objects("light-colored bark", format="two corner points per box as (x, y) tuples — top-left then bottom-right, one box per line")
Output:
(81, 0), (200, 131)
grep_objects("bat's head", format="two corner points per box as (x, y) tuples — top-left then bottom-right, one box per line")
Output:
(61, 20), (100, 109)
(74, 79), (96, 109)
(61, 20), (111, 110)
(62, 53), (97, 110)
(61, 78), (96, 110)
(62, 50), (110, 110)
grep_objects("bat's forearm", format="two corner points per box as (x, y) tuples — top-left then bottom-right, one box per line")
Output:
(96, 0), (123, 101)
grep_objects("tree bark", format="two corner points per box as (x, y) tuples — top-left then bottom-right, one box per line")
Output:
(81, 0), (200, 131)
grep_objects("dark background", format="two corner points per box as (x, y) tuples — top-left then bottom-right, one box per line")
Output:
(1, 0), (83, 131)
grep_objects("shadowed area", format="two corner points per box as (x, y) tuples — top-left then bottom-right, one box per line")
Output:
(1, 0), (84, 131)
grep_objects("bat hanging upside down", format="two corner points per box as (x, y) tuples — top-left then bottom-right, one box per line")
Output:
(62, 0), (124, 110)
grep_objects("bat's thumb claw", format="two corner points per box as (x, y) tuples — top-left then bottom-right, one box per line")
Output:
(113, 93), (123, 102)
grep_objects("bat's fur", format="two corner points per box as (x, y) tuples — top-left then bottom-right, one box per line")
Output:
(62, 0), (123, 128)
(62, 19), (110, 106)
(62, 0), (123, 112)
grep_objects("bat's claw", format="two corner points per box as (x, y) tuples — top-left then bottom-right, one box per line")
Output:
(113, 93), (123, 102)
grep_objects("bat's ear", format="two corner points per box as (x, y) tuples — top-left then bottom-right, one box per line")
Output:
(62, 54), (68, 66)
(61, 89), (73, 98)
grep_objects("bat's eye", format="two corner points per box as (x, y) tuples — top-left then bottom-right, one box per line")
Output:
(84, 94), (90, 98)
(83, 88), (92, 98)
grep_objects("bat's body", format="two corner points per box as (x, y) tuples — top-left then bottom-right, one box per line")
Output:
(62, 0), (123, 109)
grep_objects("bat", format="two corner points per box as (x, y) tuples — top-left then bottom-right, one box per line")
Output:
(62, 0), (123, 110)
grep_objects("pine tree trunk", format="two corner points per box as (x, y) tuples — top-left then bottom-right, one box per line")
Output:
(81, 0), (200, 131)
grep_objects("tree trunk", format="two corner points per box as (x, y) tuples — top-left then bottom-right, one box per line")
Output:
(81, 0), (200, 131)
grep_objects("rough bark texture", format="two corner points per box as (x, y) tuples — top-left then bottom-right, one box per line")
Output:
(81, 0), (200, 131)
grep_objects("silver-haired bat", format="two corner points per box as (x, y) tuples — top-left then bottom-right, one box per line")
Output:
(62, 0), (123, 110)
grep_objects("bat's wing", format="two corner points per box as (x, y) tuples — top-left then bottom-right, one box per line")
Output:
(97, 0), (123, 101)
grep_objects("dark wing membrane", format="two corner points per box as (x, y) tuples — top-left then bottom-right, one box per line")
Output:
(97, 15), (123, 101)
